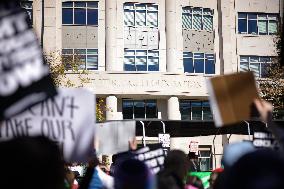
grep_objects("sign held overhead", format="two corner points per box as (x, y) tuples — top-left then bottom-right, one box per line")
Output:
(0, 0), (56, 120)
(0, 88), (95, 163)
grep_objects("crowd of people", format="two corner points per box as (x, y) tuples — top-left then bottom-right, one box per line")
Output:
(0, 100), (283, 189)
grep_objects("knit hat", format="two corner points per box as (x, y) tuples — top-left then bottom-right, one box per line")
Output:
(222, 141), (255, 168)
(224, 148), (284, 189)
(114, 159), (155, 189)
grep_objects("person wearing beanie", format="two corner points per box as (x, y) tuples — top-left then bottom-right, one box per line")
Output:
(114, 159), (155, 189)
(224, 148), (284, 189)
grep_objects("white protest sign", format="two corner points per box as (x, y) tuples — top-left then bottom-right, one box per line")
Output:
(0, 88), (95, 162)
(158, 133), (170, 148)
(95, 121), (136, 155)
(189, 141), (199, 155)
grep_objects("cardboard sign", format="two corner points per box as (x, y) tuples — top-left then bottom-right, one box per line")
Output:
(134, 146), (166, 174)
(0, 88), (95, 162)
(207, 72), (259, 127)
(253, 131), (277, 148)
(0, 1), (56, 120)
(189, 141), (199, 155)
(95, 121), (136, 155)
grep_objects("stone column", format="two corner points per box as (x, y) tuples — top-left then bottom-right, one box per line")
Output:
(105, 0), (117, 71)
(165, 0), (183, 73)
(167, 97), (181, 120)
(106, 95), (118, 120)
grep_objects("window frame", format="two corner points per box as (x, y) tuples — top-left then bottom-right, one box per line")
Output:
(183, 52), (215, 74)
(124, 49), (159, 71)
(122, 99), (158, 120)
(182, 6), (214, 32)
(123, 3), (159, 28)
(237, 13), (279, 35)
(198, 145), (213, 172)
(179, 100), (213, 121)
(239, 56), (273, 78)
(62, 48), (99, 70)
(62, 1), (99, 26)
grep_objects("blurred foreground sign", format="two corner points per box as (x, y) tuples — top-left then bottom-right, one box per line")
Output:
(0, 88), (95, 162)
(95, 121), (136, 155)
(0, 1), (56, 120)
(134, 146), (165, 174)
(207, 72), (259, 127)
(253, 131), (277, 148)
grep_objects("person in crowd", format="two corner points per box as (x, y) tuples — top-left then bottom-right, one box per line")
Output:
(110, 154), (118, 176)
(224, 148), (284, 189)
(114, 158), (155, 189)
(110, 138), (138, 177)
(187, 152), (200, 172)
(157, 150), (190, 189)
(186, 176), (204, 189)
(79, 156), (114, 189)
(0, 136), (65, 189)
(216, 99), (284, 189)
(208, 168), (223, 189)
(65, 167), (76, 189)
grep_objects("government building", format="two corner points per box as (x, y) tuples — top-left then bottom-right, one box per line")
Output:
(21, 0), (283, 170)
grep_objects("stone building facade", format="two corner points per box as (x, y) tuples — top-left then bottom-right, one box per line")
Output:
(22, 0), (283, 170)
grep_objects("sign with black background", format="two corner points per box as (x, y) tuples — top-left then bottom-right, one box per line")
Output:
(0, 0), (56, 120)
(135, 144), (166, 174)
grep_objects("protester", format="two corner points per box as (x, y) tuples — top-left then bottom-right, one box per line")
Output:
(186, 175), (204, 189)
(208, 168), (223, 189)
(114, 158), (155, 189)
(224, 148), (284, 189)
(110, 154), (118, 176)
(79, 156), (114, 189)
(65, 167), (76, 189)
(0, 136), (65, 189)
(187, 152), (200, 172)
(157, 150), (190, 189)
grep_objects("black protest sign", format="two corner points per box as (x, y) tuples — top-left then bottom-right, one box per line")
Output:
(0, 88), (95, 163)
(253, 131), (277, 148)
(0, 0), (56, 120)
(134, 145), (166, 174)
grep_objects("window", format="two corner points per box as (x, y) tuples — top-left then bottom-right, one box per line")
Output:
(62, 1), (98, 25)
(182, 7), (213, 31)
(183, 52), (215, 74)
(124, 3), (158, 27)
(122, 99), (158, 119)
(62, 49), (98, 70)
(240, 56), (273, 78)
(238, 13), (278, 35)
(179, 100), (213, 120)
(20, 1), (33, 25)
(124, 49), (159, 71)
(198, 145), (212, 171)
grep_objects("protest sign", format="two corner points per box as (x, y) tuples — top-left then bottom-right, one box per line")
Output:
(158, 133), (170, 154)
(158, 133), (170, 148)
(0, 0), (56, 120)
(207, 72), (259, 127)
(95, 121), (136, 155)
(253, 131), (277, 148)
(189, 141), (199, 155)
(0, 88), (95, 162)
(134, 146), (166, 174)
